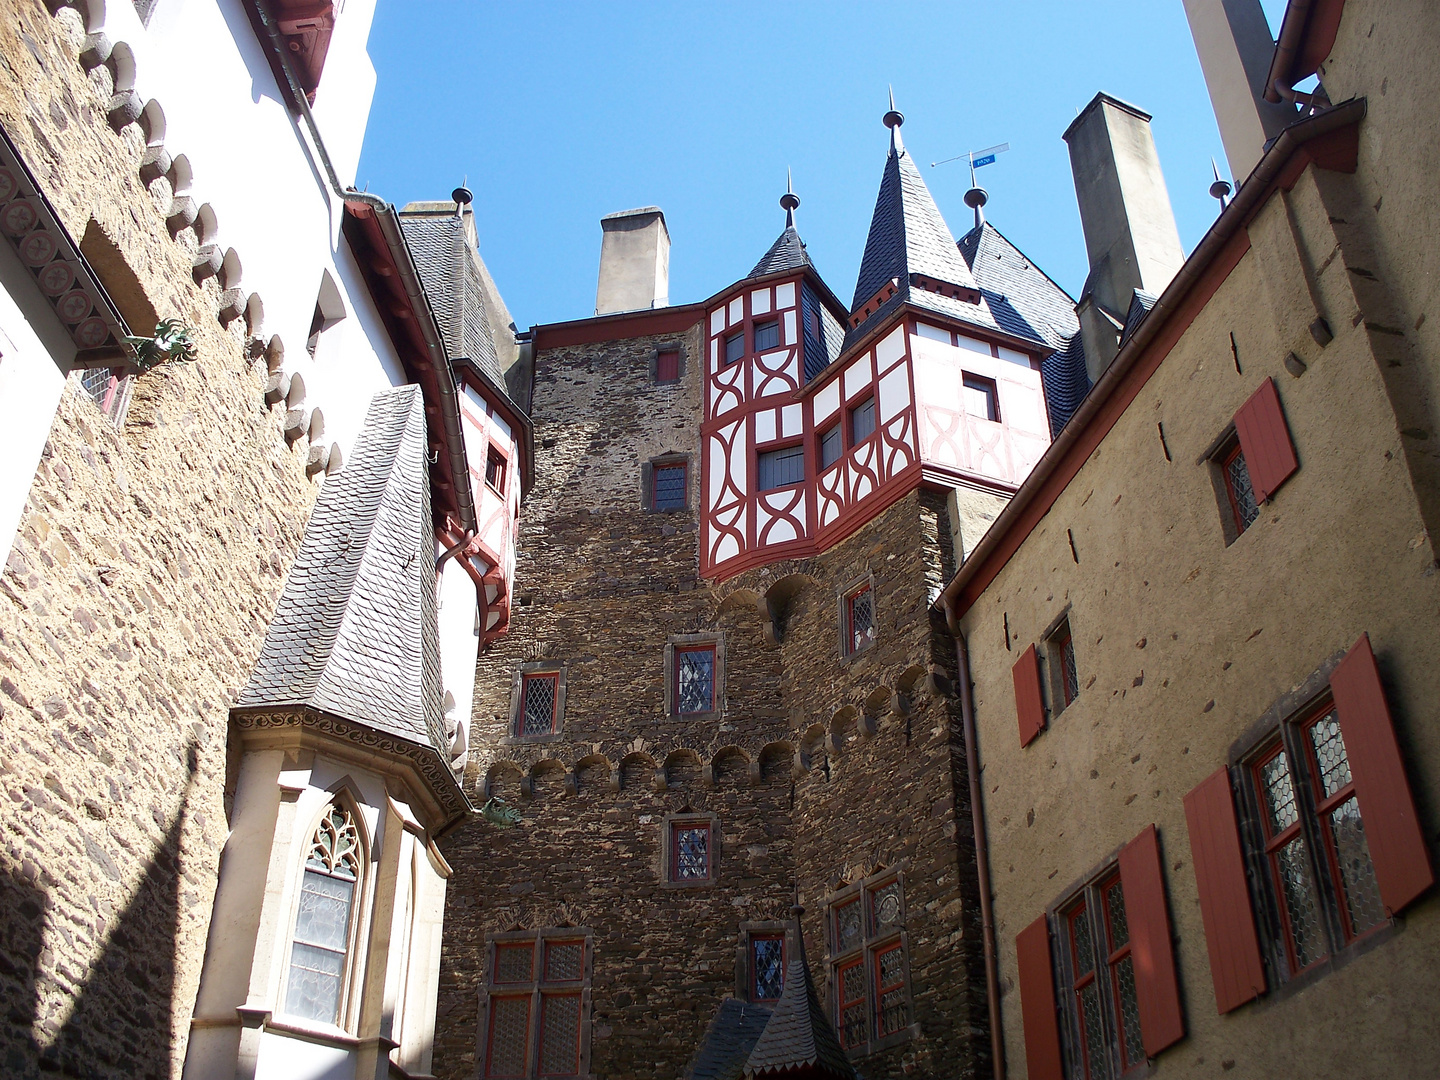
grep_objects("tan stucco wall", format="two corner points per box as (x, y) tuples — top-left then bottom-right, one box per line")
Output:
(960, 139), (1440, 1075)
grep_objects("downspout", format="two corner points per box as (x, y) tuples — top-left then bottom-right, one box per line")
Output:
(1265, 0), (1315, 103)
(436, 530), (476, 573)
(248, 1), (477, 534)
(947, 599), (1005, 1080)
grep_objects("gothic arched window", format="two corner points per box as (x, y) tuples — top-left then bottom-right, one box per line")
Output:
(285, 803), (362, 1025)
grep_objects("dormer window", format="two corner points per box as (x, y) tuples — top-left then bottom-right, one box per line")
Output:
(753, 320), (780, 352)
(724, 331), (745, 365)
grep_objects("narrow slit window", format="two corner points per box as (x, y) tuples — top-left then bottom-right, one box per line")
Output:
(846, 585), (876, 655)
(757, 443), (804, 491)
(1048, 618), (1078, 711)
(750, 934), (785, 1002)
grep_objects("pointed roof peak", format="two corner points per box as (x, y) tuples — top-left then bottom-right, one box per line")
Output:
(780, 167), (800, 229)
(748, 177), (814, 279)
(883, 86), (905, 154)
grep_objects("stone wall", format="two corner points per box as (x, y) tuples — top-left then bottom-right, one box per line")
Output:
(436, 318), (988, 1079)
(0, 3), (319, 1075)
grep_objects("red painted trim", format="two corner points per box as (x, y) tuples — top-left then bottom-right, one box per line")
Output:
(1012, 644), (1046, 748)
(1233, 377), (1299, 503)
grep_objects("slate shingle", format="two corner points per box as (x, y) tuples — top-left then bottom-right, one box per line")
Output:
(749, 226), (813, 279)
(742, 947), (855, 1079)
(686, 999), (773, 1080)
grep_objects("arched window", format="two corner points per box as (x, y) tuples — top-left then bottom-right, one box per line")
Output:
(285, 803), (362, 1025)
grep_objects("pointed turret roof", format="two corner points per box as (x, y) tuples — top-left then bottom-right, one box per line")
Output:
(237, 385), (450, 763)
(749, 172), (815, 279)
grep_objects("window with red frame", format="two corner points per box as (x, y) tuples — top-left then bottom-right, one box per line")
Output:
(874, 943), (907, 1037)
(519, 673), (559, 737)
(828, 874), (910, 1053)
(670, 820), (711, 882)
(674, 644), (715, 715)
(1059, 877), (1144, 1078)
(1219, 439), (1260, 537)
(652, 462), (687, 512)
(749, 933), (785, 1002)
(846, 584), (876, 656)
(836, 958), (867, 1048)
(487, 447), (507, 492)
(1047, 617), (1079, 712)
(656, 349), (680, 383)
(484, 933), (589, 1079)
(1247, 701), (1386, 979)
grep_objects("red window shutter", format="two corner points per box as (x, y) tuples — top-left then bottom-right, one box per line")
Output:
(1118, 825), (1185, 1057)
(657, 350), (679, 381)
(1330, 633), (1434, 914)
(1012, 644), (1046, 747)
(1183, 768), (1265, 1013)
(1232, 377), (1298, 502)
(1015, 915), (1064, 1080)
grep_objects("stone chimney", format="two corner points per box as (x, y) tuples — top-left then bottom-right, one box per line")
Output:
(1064, 93), (1186, 382)
(1182, 0), (1298, 183)
(595, 206), (670, 315)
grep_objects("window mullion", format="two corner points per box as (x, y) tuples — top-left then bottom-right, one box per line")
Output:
(1284, 724), (1347, 957)
(1087, 890), (1121, 1080)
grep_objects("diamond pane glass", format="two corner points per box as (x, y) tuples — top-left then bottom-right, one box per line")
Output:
(839, 962), (866, 1047)
(495, 943), (535, 984)
(674, 826), (709, 879)
(849, 588), (876, 653)
(1276, 836), (1326, 969)
(1060, 634), (1079, 705)
(79, 367), (114, 407)
(522, 676), (557, 736)
(544, 940), (583, 982)
(676, 648), (714, 715)
(1309, 712), (1353, 798)
(752, 937), (784, 1000)
(1115, 955), (1144, 1069)
(1260, 750), (1299, 834)
(871, 880), (902, 932)
(1071, 906), (1095, 975)
(487, 996), (530, 1078)
(1329, 796), (1387, 937)
(835, 899), (862, 953)
(539, 994), (581, 1076)
(1103, 881), (1128, 951)
(1078, 981), (1109, 1080)
(1227, 449), (1260, 531)
(653, 464), (686, 511)
(879, 985), (908, 1036)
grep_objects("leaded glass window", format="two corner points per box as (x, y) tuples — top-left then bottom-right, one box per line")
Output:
(838, 959), (867, 1048)
(521, 674), (558, 736)
(652, 462), (686, 511)
(1222, 441), (1259, 535)
(672, 823), (710, 881)
(829, 873), (910, 1054)
(751, 934), (785, 1002)
(675, 645), (715, 715)
(285, 804), (361, 1025)
(847, 586), (876, 655)
(1058, 875), (1144, 1080)
(485, 932), (591, 1079)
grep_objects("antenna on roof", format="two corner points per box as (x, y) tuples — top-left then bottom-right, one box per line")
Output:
(780, 167), (800, 229)
(1208, 158), (1232, 211)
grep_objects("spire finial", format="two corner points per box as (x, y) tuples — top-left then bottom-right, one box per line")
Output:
(964, 185), (989, 229)
(1208, 157), (1232, 211)
(780, 167), (800, 228)
(883, 86), (905, 154)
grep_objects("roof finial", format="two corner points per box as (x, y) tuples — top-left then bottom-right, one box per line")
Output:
(1208, 157), (1232, 211)
(780, 167), (800, 229)
(964, 185), (989, 229)
(452, 179), (473, 219)
(883, 86), (905, 154)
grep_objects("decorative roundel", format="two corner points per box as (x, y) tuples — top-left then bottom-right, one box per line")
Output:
(58, 289), (93, 323)
(0, 168), (17, 203)
(19, 229), (57, 267)
(74, 316), (109, 348)
(38, 260), (74, 296)
(2, 199), (38, 236)
(877, 891), (901, 926)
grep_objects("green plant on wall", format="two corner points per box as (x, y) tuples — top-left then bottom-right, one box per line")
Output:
(126, 318), (199, 372)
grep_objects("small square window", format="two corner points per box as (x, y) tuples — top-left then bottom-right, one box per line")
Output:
(520, 673), (559, 736)
(1221, 440), (1260, 536)
(652, 462), (687, 511)
(753, 319), (780, 352)
(818, 423), (843, 470)
(757, 443), (805, 491)
(486, 448), (507, 492)
(724, 331), (745, 365)
(846, 585), (876, 656)
(850, 396), (876, 445)
(962, 373), (999, 422)
(675, 645), (715, 715)
(656, 349), (680, 383)
(671, 822), (711, 881)
(750, 934), (785, 1002)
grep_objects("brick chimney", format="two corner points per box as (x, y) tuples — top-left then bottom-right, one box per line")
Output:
(595, 206), (670, 315)
(1182, 0), (1298, 183)
(1064, 94), (1185, 382)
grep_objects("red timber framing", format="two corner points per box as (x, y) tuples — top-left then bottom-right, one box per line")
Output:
(935, 101), (1365, 623)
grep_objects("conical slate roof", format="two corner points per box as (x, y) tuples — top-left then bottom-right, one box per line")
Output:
(749, 225), (814, 279)
(237, 384), (449, 761)
(958, 221), (1078, 351)
(686, 999), (774, 1080)
(743, 927), (856, 1080)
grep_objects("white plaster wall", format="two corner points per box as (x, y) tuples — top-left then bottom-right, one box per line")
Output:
(95, 0), (405, 469)
(437, 557), (479, 758)
(0, 238), (76, 567)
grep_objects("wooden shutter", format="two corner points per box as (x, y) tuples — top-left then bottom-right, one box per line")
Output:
(1183, 768), (1265, 1013)
(1330, 633), (1434, 914)
(1118, 825), (1184, 1057)
(1232, 377), (1298, 502)
(1012, 644), (1046, 747)
(1016, 915), (1064, 1080)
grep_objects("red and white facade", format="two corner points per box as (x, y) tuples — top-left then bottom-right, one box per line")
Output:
(456, 376), (523, 642)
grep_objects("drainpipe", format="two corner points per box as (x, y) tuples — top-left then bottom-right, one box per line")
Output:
(947, 599), (1005, 1080)
(1264, 0), (1314, 103)
(436, 530), (476, 573)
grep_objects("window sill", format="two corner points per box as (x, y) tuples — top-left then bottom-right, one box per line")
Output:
(845, 1022), (920, 1059)
(501, 731), (566, 745)
(659, 877), (718, 890)
(841, 639), (877, 665)
(672, 710), (721, 723)
(264, 1014), (361, 1049)
(1249, 917), (1401, 1011)
(649, 505), (690, 514)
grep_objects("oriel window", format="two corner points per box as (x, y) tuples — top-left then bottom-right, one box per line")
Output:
(285, 804), (362, 1026)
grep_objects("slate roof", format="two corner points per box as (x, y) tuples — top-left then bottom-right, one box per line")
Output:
(237, 385), (449, 761)
(399, 212), (515, 406)
(958, 222), (1080, 352)
(1120, 289), (1158, 348)
(686, 999), (774, 1080)
(742, 949), (855, 1079)
(749, 225), (814, 279)
(1041, 333), (1091, 439)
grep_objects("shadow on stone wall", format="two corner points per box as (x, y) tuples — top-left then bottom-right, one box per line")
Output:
(0, 744), (197, 1079)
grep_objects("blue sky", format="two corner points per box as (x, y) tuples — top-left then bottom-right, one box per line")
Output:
(356, 1), (1291, 332)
